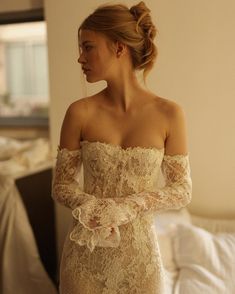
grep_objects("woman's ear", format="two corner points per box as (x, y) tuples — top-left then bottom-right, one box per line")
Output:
(115, 41), (127, 57)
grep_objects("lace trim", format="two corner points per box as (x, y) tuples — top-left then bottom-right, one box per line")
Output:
(69, 223), (121, 252)
(80, 140), (165, 153)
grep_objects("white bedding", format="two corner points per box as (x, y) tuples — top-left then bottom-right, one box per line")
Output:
(172, 223), (235, 293)
(0, 175), (57, 294)
(154, 208), (235, 294)
(0, 136), (52, 177)
(0, 136), (57, 294)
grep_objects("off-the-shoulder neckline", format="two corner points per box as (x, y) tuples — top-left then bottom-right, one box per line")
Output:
(80, 139), (165, 153)
(58, 140), (189, 157)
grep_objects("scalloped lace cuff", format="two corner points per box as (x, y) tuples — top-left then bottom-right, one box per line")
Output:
(69, 223), (120, 252)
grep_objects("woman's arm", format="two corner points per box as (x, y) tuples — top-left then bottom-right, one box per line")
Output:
(51, 100), (96, 209)
(52, 100), (125, 251)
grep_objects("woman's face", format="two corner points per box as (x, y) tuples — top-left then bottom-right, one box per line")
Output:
(78, 29), (117, 83)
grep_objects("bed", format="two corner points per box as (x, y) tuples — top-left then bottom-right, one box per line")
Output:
(0, 136), (58, 294)
(155, 207), (235, 293)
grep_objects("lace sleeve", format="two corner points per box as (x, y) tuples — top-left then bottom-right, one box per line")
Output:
(52, 147), (123, 251)
(51, 146), (96, 209)
(70, 153), (192, 252)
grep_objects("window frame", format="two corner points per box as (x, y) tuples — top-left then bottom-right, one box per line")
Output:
(0, 8), (49, 128)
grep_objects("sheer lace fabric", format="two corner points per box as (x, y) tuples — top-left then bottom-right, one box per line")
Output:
(52, 140), (192, 294)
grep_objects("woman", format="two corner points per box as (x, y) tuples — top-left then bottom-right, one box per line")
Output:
(52, 1), (192, 293)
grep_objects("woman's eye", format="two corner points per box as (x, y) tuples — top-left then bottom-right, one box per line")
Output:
(85, 46), (92, 51)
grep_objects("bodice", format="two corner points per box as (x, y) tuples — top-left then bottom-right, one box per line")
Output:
(80, 140), (165, 199)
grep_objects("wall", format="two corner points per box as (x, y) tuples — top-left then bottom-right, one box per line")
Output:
(0, 0), (43, 12)
(43, 0), (87, 261)
(44, 0), (235, 260)
(149, 0), (235, 220)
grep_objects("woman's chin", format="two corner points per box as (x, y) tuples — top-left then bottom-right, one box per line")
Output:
(86, 78), (98, 83)
(85, 75), (103, 83)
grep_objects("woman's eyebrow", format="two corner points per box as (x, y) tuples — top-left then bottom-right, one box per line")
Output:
(79, 40), (94, 46)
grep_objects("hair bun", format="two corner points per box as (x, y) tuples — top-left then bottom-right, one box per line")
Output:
(129, 1), (156, 39)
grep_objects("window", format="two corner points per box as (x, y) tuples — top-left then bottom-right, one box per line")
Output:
(0, 21), (49, 124)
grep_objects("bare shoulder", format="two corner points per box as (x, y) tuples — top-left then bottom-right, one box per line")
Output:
(155, 96), (188, 155)
(154, 95), (184, 114)
(70, 92), (102, 112)
(155, 95), (185, 122)
(153, 96), (187, 144)
(66, 91), (105, 128)
(66, 96), (94, 127)
(59, 97), (90, 150)
(68, 96), (89, 115)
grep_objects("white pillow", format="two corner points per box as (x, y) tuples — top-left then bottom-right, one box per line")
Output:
(171, 223), (235, 294)
(155, 207), (192, 234)
(154, 208), (191, 271)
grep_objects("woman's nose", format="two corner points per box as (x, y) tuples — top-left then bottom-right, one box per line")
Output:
(77, 54), (85, 64)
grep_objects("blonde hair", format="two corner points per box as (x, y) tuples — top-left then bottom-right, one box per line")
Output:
(78, 1), (158, 84)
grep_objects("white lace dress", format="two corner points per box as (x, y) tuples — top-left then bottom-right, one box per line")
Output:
(52, 140), (192, 294)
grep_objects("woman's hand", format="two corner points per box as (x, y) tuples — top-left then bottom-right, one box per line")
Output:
(88, 216), (100, 228)
(88, 217), (116, 238)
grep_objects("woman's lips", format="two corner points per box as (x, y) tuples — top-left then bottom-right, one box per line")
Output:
(82, 68), (90, 73)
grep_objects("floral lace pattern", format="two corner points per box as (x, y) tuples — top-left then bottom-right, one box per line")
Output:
(52, 146), (96, 209)
(52, 141), (192, 294)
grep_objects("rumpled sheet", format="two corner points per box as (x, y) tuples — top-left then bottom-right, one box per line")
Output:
(0, 136), (52, 177)
(0, 174), (58, 293)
